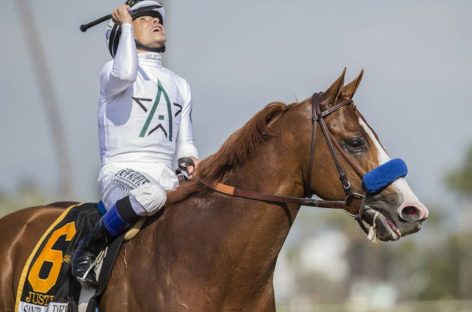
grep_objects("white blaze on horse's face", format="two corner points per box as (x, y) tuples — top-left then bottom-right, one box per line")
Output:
(358, 118), (429, 221)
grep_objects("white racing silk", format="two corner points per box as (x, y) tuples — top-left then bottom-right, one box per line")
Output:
(97, 23), (198, 213)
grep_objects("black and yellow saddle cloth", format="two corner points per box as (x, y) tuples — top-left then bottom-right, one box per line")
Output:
(15, 203), (103, 312)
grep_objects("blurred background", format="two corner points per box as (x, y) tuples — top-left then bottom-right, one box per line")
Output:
(1, 0), (471, 311)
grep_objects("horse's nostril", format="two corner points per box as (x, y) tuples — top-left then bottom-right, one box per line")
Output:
(399, 206), (422, 222)
(404, 206), (418, 216)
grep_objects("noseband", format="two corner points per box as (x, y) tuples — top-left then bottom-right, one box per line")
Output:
(199, 92), (370, 220)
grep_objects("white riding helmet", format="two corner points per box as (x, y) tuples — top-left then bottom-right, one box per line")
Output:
(106, 0), (166, 57)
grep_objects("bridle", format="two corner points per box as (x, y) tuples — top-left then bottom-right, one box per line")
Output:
(306, 92), (367, 216)
(199, 92), (371, 232)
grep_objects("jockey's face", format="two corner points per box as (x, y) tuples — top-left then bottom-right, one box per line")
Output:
(133, 14), (166, 51)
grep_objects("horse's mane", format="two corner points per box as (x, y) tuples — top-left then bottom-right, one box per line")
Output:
(198, 101), (291, 182)
(166, 101), (293, 204)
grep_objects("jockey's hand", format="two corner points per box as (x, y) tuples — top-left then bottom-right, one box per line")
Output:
(112, 5), (132, 25)
(187, 157), (200, 179)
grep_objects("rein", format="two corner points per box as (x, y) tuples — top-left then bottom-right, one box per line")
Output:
(199, 92), (369, 221)
(198, 179), (348, 209)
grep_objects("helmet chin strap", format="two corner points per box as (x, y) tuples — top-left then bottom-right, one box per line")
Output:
(135, 41), (166, 53)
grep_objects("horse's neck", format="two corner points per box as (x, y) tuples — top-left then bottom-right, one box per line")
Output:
(204, 143), (303, 286)
(138, 142), (304, 303)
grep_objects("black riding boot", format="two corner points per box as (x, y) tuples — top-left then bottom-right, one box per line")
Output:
(71, 219), (112, 288)
(71, 196), (141, 288)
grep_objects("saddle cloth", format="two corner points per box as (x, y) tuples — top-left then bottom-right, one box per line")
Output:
(15, 203), (101, 312)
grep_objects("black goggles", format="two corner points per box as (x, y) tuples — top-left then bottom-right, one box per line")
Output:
(125, 0), (162, 7)
(129, 5), (163, 24)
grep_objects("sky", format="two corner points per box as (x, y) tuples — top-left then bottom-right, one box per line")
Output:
(1, 0), (472, 211)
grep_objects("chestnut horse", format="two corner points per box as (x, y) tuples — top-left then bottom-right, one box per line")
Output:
(0, 71), (428, 311)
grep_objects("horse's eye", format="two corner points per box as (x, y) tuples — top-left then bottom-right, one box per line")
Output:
(346, 138), (365, 152)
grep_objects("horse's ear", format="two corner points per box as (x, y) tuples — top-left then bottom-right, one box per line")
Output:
(341, 69), (364, 99)
(322, 68), (346, 106)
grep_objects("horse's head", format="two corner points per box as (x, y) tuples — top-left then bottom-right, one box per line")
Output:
(302, 69), (428, 242)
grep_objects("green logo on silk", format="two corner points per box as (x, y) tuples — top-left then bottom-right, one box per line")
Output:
(139, 81), (173, 141)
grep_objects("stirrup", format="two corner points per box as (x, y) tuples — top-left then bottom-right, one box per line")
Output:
(76, 249), (106, 288)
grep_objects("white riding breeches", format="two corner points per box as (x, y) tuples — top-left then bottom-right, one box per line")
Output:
(98, 163), (178, 216)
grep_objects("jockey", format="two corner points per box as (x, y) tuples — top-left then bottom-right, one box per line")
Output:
(72, 0), (199, 288)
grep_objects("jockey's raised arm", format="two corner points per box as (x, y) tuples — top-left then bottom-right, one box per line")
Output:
(100, 21), (138, 96)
